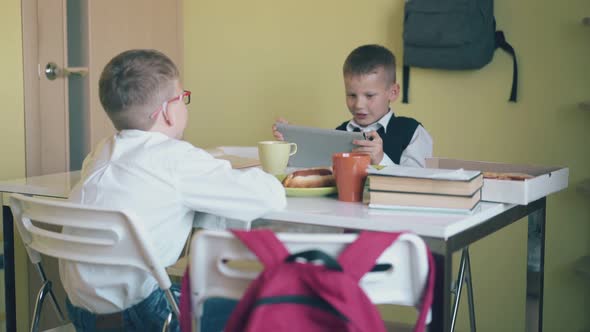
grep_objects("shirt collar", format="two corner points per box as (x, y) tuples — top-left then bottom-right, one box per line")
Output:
(117, 129), (171, 141)
(346, 109), (393, 133)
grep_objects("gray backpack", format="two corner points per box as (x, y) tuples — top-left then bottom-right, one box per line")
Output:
(402, 0), (517, 103)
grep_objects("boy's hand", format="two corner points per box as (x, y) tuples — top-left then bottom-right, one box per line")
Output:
(352, 131), (384, 165)
(272, 117), (288, 141)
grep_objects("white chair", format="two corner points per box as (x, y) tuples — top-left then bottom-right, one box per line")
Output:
(188, 229), (432, 331)
(9, 193), (179, 332)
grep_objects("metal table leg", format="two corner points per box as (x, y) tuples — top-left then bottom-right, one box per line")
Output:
(2, 201), (16, 332)
(431, 251), (453, 331)
(465, 249), (476, 332)
(526, 198), (546, 332)
(450, 248), (476, 332)
(428, 199), (545, 332)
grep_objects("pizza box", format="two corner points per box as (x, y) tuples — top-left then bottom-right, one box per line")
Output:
(425, 158), (569, 205)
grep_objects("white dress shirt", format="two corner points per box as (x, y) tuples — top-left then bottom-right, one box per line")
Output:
(60, 130), (286, 313)
(346, 110), (433, 167)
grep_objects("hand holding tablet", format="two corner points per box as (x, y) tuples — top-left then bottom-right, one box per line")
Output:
(274, 123), (365, 168)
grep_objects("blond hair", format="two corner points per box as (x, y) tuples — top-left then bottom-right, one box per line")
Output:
(99, 49), (179, 130)
(343, 44), (396, 85)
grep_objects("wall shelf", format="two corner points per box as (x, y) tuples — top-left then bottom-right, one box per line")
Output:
(580, 101), (590, 111)
(574, 256), (590, 279)
(578, 179), (590, 195)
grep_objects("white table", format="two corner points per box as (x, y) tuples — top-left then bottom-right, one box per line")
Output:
(263, 196), (546, 332)
(0, 171), (547, 332)
(266, 196), (515, 239)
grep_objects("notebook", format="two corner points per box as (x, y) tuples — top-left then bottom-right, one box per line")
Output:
(275, 123), (365, 167)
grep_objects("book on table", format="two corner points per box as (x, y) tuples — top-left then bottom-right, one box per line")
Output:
(367, 165), (483, 196)
(365, 189), (482, 211)
(364, 165), (483, 211)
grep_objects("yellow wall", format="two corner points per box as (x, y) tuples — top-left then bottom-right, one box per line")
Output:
(0, 0), (588, 330)
(0, 0), (25, 182)
(184, 0), (590, 331)
(0, 0), (26, 330)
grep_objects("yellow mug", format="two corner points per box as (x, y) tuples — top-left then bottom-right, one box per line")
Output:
(258, 141), (297, 175)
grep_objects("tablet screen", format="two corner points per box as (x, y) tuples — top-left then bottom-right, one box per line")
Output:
(275, 123), (365, 167)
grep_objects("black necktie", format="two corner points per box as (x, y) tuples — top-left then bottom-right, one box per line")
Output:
(352, 127), (361, 132)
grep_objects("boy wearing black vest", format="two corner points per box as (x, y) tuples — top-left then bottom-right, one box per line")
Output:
(273, 44), (432, 167)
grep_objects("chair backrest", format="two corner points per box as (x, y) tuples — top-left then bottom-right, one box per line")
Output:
(9, 193), (172, 290)
(189, 229), (431, 324)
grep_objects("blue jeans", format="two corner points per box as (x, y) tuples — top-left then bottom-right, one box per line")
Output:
(67, 287), (237, 332)
(200, 298), (238, 332)
(66, 286), (180, 332)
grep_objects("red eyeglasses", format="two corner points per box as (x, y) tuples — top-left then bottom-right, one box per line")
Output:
(149, 90), (191, 119)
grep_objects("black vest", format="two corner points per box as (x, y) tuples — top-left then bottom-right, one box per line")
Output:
(335, 114), (420, 165)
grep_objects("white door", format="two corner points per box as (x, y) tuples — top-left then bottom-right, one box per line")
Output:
(19, 0), (182, 330)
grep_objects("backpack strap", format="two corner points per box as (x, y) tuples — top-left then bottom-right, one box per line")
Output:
(232, 230), (290, 268)
(495, 30), (518, 102)
(179, 267), (192, 332)
(337, 231), (403, 281)
(415, 245), (435, 332)
(337, 231), (435, 332)
(405, 33), (517, 104)
(402, 65), (410, 104)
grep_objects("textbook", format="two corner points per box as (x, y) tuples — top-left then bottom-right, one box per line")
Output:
(367, 165), (483, 196)
(365, 189), (481, 211)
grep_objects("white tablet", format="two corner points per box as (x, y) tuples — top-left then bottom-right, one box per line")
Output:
(275, 123), (365, 167)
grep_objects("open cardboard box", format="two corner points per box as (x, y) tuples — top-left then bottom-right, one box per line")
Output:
(426, 158), (569, 205)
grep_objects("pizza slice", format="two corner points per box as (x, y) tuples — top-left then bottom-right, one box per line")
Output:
(483, 172), (534, 181)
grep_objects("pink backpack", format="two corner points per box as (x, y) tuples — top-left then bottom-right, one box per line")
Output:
(180, 230), (434, 332)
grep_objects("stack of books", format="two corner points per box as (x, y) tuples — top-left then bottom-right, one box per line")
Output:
(364, 166), (483, 212)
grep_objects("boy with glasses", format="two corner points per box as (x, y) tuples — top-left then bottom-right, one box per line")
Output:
(60, 49), (286, 331)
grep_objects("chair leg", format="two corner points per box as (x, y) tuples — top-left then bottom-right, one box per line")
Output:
(47, 287), (66, 322)
(450, 248), (477, 332)
(31, 280), (52, 332)
(162, 312), (172, 332)
(34, 263), (66, 322)
(161, 288), (180, 332)
(165, 288), (180, 317)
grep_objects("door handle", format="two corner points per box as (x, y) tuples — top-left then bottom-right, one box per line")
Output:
(44, 62), (88, 80)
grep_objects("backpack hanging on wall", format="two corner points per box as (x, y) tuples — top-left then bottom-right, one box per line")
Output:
(401, 0), (518, 103)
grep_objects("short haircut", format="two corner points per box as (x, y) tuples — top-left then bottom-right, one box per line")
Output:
(99, 49), (179, 131)
(342, 44), (396, 85)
